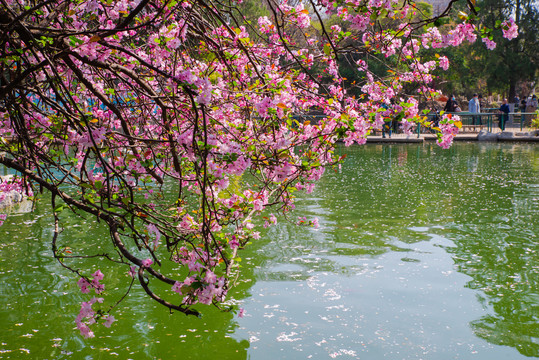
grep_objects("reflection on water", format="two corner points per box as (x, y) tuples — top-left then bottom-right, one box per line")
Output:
(239, 143), (538, 359)
(0, 142), (538, 359)
(0, 194), (251, 359)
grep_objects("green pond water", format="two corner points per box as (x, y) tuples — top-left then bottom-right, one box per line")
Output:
(1, 142), (538, 359)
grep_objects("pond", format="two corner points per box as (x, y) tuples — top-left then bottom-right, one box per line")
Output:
(1, 142), (538, 359)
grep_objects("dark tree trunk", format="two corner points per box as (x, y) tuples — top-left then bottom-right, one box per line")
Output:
(509, 79), (517, 102)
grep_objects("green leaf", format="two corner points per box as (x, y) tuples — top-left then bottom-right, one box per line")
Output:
(323, 43), (331, 56)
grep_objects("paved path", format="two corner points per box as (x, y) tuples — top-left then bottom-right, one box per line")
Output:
(367, 128), (539, 143)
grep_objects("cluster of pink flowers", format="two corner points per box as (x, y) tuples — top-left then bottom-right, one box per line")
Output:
(172, 269), (227, 306)
(255, 97), (274, 118)
(421, 27), (444, 49)
(170, 247), (232, 304)
(76, 297), (103, 339)
(0, 0), (522, 336)
(141, 259), (153, 268)
(347, 13), (370, 32)
(75, 269), (116, 337)
(502, 19), (518, 40)
(279, 2), (311, 29)
(146, 223), (161, 248)
(195, 78), (213, 105)
(0, 176), (26, 207)
(439, 56), (450, 71)
(75, 296), (117, 338)
(482, 37), (497, 50)
(77, 270), (105, 294)
(438, 115), (461, 149)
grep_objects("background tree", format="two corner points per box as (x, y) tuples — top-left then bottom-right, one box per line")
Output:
(433, 0), (538, 99)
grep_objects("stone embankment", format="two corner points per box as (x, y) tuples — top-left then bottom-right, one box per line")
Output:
(0, 175), (27, 209)
(476, 130), (539, 142)
(367, 130), (539, 143)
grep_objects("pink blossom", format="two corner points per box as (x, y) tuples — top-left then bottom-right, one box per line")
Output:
(91, 270), (104, 281)
(204, 270), (217, 284)
(77, 278), (91, 294)
(253, 198), (264, 211)
(196, 88), (212, 105)
(179, 214), (195, 230)
(216, 178), (229, 190)
(400, 120), (415, 135)
(128, 266), (137, 278)
(84, 0), (100, 14)
(141, 258), (153, 268)
(87, 270), (105, 294)
(75, 297), (103, 338)
(439, 56), (449, 71)
(356, 59), (367, 72)
(176, 70), (197, 84)
(436, 114), (460, 149)
(92, 282), (105, 294)
(349, 14), (369, 31)
(482, 37), (496, 50)
(147, 223), (161, 247)
(422, 27), (443, 48)
(305, 183), (316, 194)
(172, 281), (183, 293)
(293, 4), (311, 28)
(77, 322), (95, 338)
(501, 19), (518, 40)
(258, 16), (274, 34)
(255, 97), (273, 117)
(238, 308), (245, 318)
(102, 315), (116, 328)
(229, 236), (240, 249)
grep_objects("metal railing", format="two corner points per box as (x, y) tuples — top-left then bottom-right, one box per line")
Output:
(285, 113), (538, 138)
(426, 112), (538, 133)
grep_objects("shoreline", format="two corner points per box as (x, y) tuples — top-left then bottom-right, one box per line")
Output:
(366, 131), (539, 143)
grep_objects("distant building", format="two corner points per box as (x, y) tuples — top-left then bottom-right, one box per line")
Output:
(422, 0), (451, 16)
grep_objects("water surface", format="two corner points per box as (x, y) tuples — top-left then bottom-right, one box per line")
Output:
(1, 142), (538, 359)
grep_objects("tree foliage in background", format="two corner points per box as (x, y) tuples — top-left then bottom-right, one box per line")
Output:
(0, 0), (518, 338)
(478, 0), (539, 99)
(432, 0), (538, 98)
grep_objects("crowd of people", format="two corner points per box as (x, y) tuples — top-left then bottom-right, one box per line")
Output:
(442, 93), (538, 130)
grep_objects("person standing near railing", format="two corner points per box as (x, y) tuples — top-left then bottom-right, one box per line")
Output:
(520, 97), (527, 113)
(468, 93), (481, 125)
(444, 95), (459, 112)
(525, 95), (538, 126)
(498, 99), (510, 131)
(479, 94), (484, 111)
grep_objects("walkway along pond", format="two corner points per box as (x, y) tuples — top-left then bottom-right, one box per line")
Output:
(0, 142), (538, 359)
